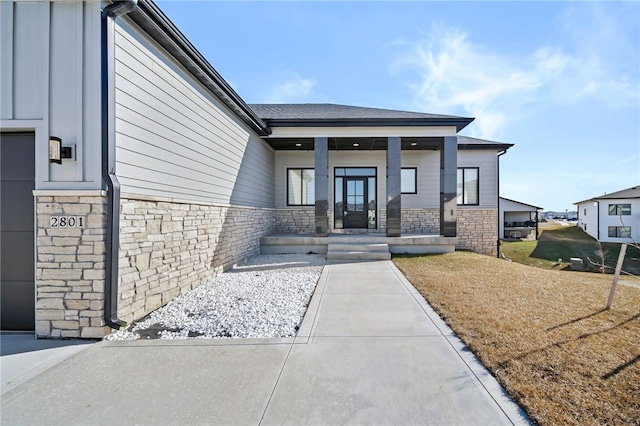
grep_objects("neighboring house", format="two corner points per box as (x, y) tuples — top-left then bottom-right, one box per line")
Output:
(0, 0), (512, 338)
(499, 197), (542, 240)
(575, 185), (640, 243)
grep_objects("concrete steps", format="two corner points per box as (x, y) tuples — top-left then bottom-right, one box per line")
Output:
(326, 242), (391, 261)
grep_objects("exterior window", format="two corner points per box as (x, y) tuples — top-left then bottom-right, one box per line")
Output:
(457, 167), (479, 205)
(287, 168), (315, 206)
(583, 208), (586, 215)
(608, 226), (631, 238)
(608, 203), (631, 215)
(401, 168), (417, 194)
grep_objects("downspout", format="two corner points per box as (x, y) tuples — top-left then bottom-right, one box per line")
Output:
(596, 201), (600, 240)
(102, 0), (138, 329)
(497, 149), (507, 258)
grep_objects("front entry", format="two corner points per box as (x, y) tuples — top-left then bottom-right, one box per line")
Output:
(334, 167), (377, 230)
(343, 177), (367, 228)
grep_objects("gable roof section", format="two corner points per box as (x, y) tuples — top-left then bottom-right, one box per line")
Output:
(500, 197), (543, 210)
(249, 103), (475, 132)
(574, 185), (640, 204)
(123, 0), (271, 136)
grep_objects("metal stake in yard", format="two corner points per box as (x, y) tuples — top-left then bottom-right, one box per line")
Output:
(606, 243), (627, 309)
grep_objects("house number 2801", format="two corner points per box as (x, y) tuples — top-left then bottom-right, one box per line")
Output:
(50, 216), (85, 228)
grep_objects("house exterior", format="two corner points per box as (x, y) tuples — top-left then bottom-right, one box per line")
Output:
(0, 0), (512, 338)
(499, 197), (542, 239)
(575, 185), (640, 243)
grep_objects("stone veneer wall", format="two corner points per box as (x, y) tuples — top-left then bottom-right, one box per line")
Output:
(275, 208), (314, 233)
(117, 198), (275, 324)
(401, 208), (439, 234)
(35, 195), (109, 338)
(456, 208), (498, 256)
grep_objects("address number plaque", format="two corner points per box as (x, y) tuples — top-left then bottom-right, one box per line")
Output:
(49, 215), (86, 228)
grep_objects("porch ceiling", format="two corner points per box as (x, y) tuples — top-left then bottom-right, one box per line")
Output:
(264, 137), (443, 151)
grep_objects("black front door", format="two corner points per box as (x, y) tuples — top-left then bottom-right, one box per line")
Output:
(343, 177), (367, 228)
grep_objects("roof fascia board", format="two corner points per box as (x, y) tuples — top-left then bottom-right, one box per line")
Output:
(124, 0), (270, 136)
(267, 125), (459, 138)
(264, 118), (474, 132)
(458, 143), (514, 150)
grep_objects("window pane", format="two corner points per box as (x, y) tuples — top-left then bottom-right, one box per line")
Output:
(609, 226), (632, 238)
(464, 169), (478, 205)
(288, 169), (314, 205)
(334, 177), (343, 229)
(368, 177), (376, 229)
(288, 169), (302, 205)
(302, 169), (315, 204)
(456, 169), (463, 204)
(608, 204), (618, 215)
(344, 168), (376, 176)
(622, 204), (631, 215)
(401, 168), (416, 193)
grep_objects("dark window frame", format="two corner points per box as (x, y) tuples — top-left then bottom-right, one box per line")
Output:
(333, 166), (378, 230)
(401, 167), (418, 194)
(608, 203), (631, 216)
(457, 167), (480, 206)
(608, 226), (631, 238)
(286, 167), (315, 206)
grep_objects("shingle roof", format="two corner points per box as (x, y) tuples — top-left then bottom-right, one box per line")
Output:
(248, 103), (474, 131)
(249, 103), (463, 120)
(575, 185), (640, 204)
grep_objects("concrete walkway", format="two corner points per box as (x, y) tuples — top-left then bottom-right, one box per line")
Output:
(1, 260), (530, 425)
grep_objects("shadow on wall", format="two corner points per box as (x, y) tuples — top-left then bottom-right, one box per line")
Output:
(210, 132), (276, 271)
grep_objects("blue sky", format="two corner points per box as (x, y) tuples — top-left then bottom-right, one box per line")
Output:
(157, 1), (639, 212)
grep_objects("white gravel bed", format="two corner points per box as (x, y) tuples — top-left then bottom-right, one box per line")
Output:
(105, 254), (325, 340)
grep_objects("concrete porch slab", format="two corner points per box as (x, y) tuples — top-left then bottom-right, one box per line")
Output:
(260, 233), (457, 256)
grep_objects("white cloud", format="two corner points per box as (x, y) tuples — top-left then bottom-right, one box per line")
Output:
(261, 71), (316, 103)
(390, 5), (639, 139)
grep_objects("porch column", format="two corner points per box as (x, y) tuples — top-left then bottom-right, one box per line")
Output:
(440, 136), (457, 237)
(387, 136), (401, 237)
(314, 137), (328, 236)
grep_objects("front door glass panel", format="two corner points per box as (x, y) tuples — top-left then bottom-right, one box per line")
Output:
(334, 168), (376, 229)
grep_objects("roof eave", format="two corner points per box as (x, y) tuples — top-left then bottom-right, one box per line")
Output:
(458, 143), (514, 151)
(263, 117), (475, 132)
(125, 0), (271, 136)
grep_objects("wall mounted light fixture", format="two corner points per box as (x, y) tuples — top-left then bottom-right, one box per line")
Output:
(49, 136), (74, 163)
(49, 136), (62, 164)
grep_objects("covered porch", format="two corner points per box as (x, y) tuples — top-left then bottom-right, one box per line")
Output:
(267, 135), (460, 239)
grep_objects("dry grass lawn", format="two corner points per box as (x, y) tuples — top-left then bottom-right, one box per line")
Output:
(394, 252), (640, 425)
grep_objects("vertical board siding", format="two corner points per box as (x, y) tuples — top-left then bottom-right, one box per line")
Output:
(12, 2), (45, 120)
(458, 150), (498, 209)
(0, 2), (14, 119)
(114, 20), (274, 208)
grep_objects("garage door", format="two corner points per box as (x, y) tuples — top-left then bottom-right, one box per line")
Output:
(1, 133), (35, 331)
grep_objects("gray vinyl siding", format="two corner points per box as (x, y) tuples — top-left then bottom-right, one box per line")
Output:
(274, 150), (441, 209)
(401, 151), (440, 208)
(457, 150), (498, 209)
(114, 18), (274, 208)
